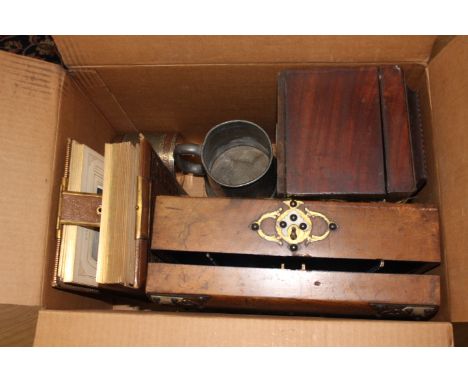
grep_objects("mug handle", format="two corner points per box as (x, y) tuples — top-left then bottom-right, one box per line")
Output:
(174, 144), (205, 176)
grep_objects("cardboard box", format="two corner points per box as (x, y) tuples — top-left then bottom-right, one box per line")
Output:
(1, 36), (467, 346)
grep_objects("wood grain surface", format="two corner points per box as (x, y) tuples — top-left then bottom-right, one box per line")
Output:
(152, 196), (440, 263)
(277, 67), (385, 197)
(379, 66), (416, 196)
(146, 263), (440, 316)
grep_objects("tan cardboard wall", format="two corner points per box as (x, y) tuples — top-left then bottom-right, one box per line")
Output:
(34, 310), (453, 346)
(0, 50), (116, 311)
(54, 36), (437, 66)
(428, 37), (468, 322)
(0, 51), (64, 306)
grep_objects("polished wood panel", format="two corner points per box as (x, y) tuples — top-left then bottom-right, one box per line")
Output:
(277, 66), (427, 200)
(135, 137), (186, 288)
(146, 263), (440, 317)
(277, 67), (385, 197)
(380, 66), (416, 197)
(152, 196), (440, 263)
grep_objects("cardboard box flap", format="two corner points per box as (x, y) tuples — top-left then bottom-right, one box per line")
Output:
(428, 36), (468, 322)
(54, 36), (437, 67)
(0, 51), (64, 306)
(34, 310), (453, 346)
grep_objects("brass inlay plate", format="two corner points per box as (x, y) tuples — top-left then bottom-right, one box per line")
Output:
(251, 200), (336, 251)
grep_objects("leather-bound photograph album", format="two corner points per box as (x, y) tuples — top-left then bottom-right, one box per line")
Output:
(53, 135), (185, 293)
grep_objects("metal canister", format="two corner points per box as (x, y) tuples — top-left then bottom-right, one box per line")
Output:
(174, 120), (276, 198)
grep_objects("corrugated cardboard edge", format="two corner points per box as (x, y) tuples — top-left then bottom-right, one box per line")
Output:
(54, 36), (437, 67)
(427, 36), (468, 322)
(34, 310), (453, 346)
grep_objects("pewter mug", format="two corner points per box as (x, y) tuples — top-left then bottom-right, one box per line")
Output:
(174, 120), (276, 197)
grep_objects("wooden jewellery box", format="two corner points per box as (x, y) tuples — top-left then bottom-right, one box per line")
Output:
(146, 196), (440, 320)
(276, 66), (427, 200)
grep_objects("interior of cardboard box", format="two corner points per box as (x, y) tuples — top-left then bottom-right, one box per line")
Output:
(40, 39), (449, 323)
(5, 36), (468, 345)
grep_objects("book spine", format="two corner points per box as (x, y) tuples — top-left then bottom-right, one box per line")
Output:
(52, 138), (72, 287)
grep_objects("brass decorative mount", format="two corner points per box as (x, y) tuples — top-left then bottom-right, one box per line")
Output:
(250, 200), (337, 252)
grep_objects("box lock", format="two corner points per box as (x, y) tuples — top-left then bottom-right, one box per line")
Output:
(251, 200), (337, 252)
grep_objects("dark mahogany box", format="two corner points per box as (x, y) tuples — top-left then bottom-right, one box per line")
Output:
(277, 66), (427, 200)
